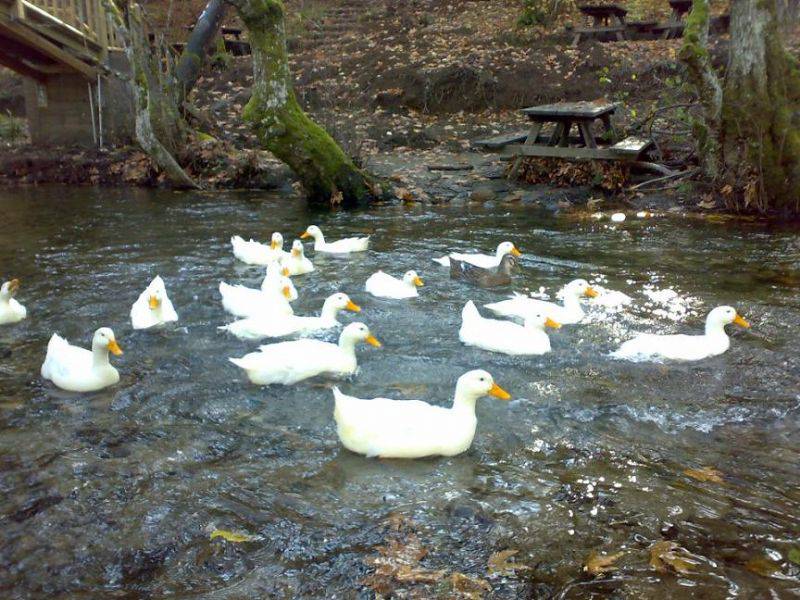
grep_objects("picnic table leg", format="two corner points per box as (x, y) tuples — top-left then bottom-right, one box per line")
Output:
(578, 121), (597, 148)
(508, 122), (542, 179)
(615, 15), (626, 40)
(558, 121), (572, 147)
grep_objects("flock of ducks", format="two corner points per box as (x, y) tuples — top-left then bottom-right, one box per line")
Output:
(0, 226), (751, 459)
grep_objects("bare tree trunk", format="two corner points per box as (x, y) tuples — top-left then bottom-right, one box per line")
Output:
(226, 0), (381, 206)
(104, 1), (198, 188)
(679, 0), (722, 179)
(176, 0), (228, 102)
(721, 0), (800, 214)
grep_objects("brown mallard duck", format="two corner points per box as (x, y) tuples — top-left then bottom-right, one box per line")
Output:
(450, 253), (517, 287)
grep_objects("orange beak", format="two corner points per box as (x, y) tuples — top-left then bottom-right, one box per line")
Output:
(8, 278), (20, 294)
(489, 382), (511, 400)
(282, 285), (292, 299)
(733, 314), (750, 328)
(413, 276), (424, 287)
(585, 287), (599, 298)
(281, 267), (290, 276)
(291, 248), (301, 257)
(545, 317), (561, 329)
(300, 231), (311, 239)
(365, 334), (381, 347)
(511, 246), (522, 257)
(107, 339), (123, 356)
(270, 240), (279, 249)
(346, 300), (361, 312)
(148, 295), (160, 309)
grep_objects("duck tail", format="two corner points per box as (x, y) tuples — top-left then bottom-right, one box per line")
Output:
(461, 300), (481, 322)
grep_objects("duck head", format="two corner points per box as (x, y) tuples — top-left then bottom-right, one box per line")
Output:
(290, 239), (305, 258)
(497, 241), (522, 259)
(402, 270), (424, 288)
(455, 369), (511, 403)
(324, 292), (361, 314)
(300, 225), (323, 240)
(706, 305), (750, 333)
(148, 286), (163, 310)
(340, 322), (381, 348)
(523, 311), (561, 331)
(270, 232), (284, 250)
(1, 278), (20, 299)
(566, 279), (599, 299)
(93, 327), (122, 356)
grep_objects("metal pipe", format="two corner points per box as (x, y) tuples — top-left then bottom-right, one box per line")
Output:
(97, 73), (104, 149)
(87, 81), (97, 145)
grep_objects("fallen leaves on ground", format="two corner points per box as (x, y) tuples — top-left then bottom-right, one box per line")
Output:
(488, 549), (529, 575)
(649, 541), (700, 575)
(745, 556), (781, 577)
(516, 157), (630, 191)
(362, 533), (446, 594)
(450, 572), (492, 598)
(209, 529), (257, 543)
(583, 550), (624, 576)
(683, 466), (724, 483)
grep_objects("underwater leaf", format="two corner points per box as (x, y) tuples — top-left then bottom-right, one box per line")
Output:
(649, 541), (700, 575)
(450, 572), (491, 598)
(209, 529), (256, 543)
(683, 467), (724, 483)
(745, 557), (781, 577)
(583, 550), (624, 576)
(488, 549), (529, 575)
(788, 547), (800, 566)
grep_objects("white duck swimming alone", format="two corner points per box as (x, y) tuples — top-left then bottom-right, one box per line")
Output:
(283, 239), (315, 275)
(220, 293), (361, 340)
(130, 275), (178, 330)
(332, 369), (511, 458)
(41, 327), (122, 392)
(433, 241), (521, 268)
(229, 322), (381, 385)
(231, 232), (288, 265)
(459, 300), (559, 355)
(365, 270), (423, 299)
(611, 305), (750, 362)
(219, 275), (296, 318)
(300, 225), (369, 254)
(485, 278), (599, 324)
(0, 279), (27, 325)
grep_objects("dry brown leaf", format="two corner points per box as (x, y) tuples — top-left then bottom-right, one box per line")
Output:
(450, 572), (491, 599)
(330, 190), (343, 206)
(649, 541), (700, 574)
(393, 186), (414, 202)
(745, 556), (781, 577)
(583, 550), (624, 576)
(684, 466), (724, 483)
(487, 549), (529, 575)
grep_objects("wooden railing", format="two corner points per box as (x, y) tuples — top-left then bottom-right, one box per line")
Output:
(22, 0), (117, 51)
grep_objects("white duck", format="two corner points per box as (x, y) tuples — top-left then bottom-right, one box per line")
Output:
(219, 275), (296, 318)
(130, 275), (178, 330)
(433, 241), (521, 268)
(220, 293), (361, 340)
(282, 240), (315, 275)
(611, 306), (750, 362)
(365, 270), (423, 299)
(41, 327), (122, 392)
(259, 260), (292, 291)
(229, 322), (381, 385)
(332, 369), (511, 458)
(231, 232), (288, 265)
(0, 279), (27, 325)
(459, 300), (559, 355)
(300, 225), (369, 254)
(485, 279), (599, 324)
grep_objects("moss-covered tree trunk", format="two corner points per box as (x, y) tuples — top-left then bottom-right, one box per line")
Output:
(682, 0), (800, 215)
(720, 0), (800, 215)
(227, 0), (380, 206)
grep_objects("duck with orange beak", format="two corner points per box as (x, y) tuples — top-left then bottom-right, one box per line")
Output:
(332, 369), (511, 458)
(41, 327), (122, 392)
(0, 278), (27, 325)
(231, 232), (288, 265)
(365, 270), (424, 299)
(219, 275), (297, 319)
(485, 278), (599, 325)
(612, 306), (751, 362)
(229, 322), (380, 385)
(459, 301), (559, 355)
(131, 275), (178, 330)
(282, 240), (315, 275)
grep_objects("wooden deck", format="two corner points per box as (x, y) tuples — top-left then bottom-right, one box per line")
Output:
(0, 0), (117, 80)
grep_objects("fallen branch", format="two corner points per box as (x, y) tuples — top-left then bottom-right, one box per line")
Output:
(628, 167), (697, 191)
(631, 161), (676, 176)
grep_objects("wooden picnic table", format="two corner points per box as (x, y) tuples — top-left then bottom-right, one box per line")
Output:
(660, 0), (692, 37)
(519, 101), (619, 150)
(571, 4), (628, 44)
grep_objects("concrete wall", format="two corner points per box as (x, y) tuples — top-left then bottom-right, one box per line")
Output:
(24, 51), (134, 147)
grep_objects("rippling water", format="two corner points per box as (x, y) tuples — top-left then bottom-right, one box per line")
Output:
(1, 186), (798, 598)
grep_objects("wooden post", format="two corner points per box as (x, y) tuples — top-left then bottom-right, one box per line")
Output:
(95, 0), (108, 60)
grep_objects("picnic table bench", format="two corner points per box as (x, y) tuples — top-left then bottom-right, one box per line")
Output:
(570, 4), (627, 45)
